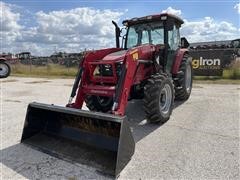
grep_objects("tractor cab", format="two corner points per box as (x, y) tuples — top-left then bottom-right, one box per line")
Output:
(113, 13), (189, 72)
(122, 13), (184, 49)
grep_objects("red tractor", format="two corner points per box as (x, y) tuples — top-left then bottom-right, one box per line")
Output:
(21, 13), (192, 177)
(67, 13), (192, 121)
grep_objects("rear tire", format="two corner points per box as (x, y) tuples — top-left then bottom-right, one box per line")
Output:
(143, 74), (174, 123)
(174, 55), (192, 101)
(85, 95), (113, 113)
(0, 61), (11, 78)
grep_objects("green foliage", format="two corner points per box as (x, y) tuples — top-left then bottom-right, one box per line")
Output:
(10, 60), (240, 80)
(222, 61), (240, 79)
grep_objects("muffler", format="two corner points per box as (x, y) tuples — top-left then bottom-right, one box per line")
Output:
(21, 102), (135, 177)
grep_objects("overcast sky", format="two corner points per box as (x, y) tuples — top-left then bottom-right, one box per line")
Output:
(1, 0), (239, 55)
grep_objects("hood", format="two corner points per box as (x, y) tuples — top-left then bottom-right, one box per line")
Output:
(102, 50), (127, 61)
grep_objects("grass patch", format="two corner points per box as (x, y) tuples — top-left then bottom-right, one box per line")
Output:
(194, 79), (240, 84)
(11, 64), (78, 78)
(193, 76), (221, 80)
(10, 62), (240, 85)
(222, 61), (240, 79)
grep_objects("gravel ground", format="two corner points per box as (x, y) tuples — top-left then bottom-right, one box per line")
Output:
(0, 77), (239, 179)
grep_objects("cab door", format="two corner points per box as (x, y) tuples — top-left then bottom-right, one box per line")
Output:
(166, 25), (181, 74)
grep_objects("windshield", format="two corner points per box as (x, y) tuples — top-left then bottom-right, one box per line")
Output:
(126, 22), (164, 49)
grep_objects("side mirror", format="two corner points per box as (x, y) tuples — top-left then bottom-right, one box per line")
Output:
(181, 37), (190, 48)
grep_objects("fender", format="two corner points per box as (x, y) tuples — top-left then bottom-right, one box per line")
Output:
(171, 48), (188, 74)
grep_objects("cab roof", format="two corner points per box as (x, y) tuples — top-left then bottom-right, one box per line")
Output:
(122, 13), (184, 26)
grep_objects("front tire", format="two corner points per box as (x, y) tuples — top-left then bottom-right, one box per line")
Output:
(0, 61), (11, 78)
(85, 95), (113, 113)
(143, 74), (174, 123)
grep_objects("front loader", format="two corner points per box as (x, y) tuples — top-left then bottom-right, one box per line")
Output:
(21, 13), (192, 177)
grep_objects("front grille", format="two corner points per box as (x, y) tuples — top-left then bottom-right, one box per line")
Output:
(94, 64), (113, 77)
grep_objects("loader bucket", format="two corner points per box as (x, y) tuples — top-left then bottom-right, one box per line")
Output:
(21, 102), (135, 177)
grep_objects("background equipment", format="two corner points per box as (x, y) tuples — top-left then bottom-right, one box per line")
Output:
(0, 58), (11, 78)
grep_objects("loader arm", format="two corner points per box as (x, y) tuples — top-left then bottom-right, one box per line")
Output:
(113, 49), (139, 115)
(69, 48), (142, 116)
(68, 48), (122, 109)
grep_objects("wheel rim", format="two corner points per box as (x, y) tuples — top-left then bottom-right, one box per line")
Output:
(159, 84), (172, 115)
(185, 64), (192, 93)
(96, 96), (112, 106)
(0, 63), (9, 76)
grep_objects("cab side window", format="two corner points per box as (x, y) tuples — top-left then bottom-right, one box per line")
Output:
(141, 30), (150, 44)
(127, 28), (138, 48)
(151, 28), (164, 45)
(168, 25), (180, 50)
